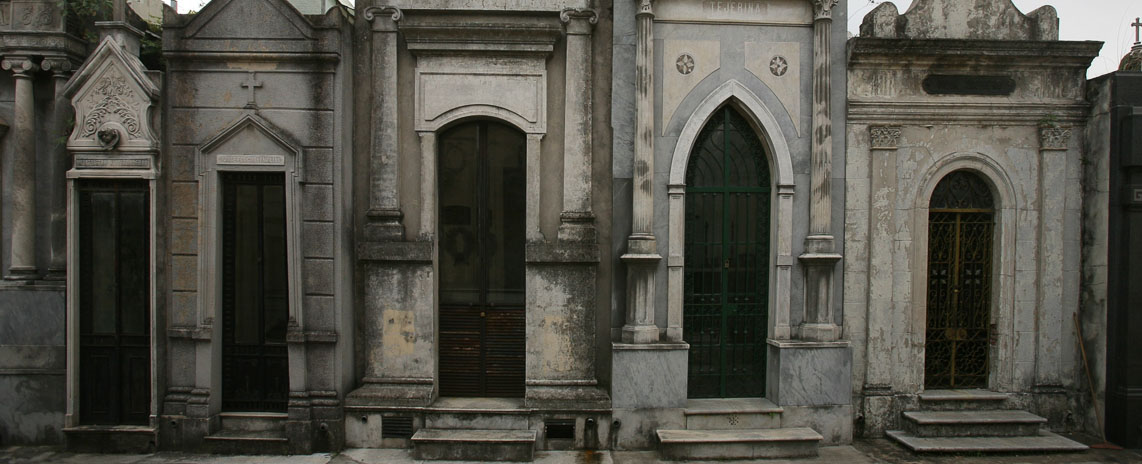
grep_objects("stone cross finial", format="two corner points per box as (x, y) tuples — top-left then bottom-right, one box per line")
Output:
(241, 71), (263, 108)
(1133, 17), (1142, 45)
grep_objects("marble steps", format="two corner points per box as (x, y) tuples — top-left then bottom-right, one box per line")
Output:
(423, 405), (531, 431)
(683, 398), (783, 430)
(411, 428), (537, 461)
(204, 412), (289, 455)
(902, 410), (1045, 437)
(918, 389), (1010, 411)
(886, 430), (1089, 453)
(656, 427), (823, 460)
(204, 429), (290, 455)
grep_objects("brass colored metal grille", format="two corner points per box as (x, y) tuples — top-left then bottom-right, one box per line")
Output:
(684, 106), (770, 398)
(925, 171), (994, 389)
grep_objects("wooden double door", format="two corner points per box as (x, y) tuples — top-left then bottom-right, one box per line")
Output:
(221, 172), (289, 411)
(437, 121), (526, 397)
(78, 180), (151, 425)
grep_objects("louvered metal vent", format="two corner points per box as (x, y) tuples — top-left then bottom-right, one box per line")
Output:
(382, 415), (414, 439)
(545, 419), (575, 440)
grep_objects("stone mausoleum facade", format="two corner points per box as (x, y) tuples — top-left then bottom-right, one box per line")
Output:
(0, 0), (1137, 459)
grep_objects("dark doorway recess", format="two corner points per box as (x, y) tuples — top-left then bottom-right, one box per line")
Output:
(221, 172), (289, 412)
(684, 105), (771, 399)
(78, 180), (151, 425)
(437, 120), (526, 398)
(925, 170), (994, 389)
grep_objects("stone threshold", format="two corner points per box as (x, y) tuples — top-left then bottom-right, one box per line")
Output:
(919, 389), (1009, 402)
(903, 410), (1045, 425)
(886, 430), (1089, 453)
(684, 397), (783, 416)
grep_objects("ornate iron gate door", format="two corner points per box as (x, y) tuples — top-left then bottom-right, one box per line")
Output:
(221, 172), (289, 411)
(438, 121), (526, 398)
(925, 171), (995, 389)
(78, 180), (151, 425)
(684, 106), (770, 398)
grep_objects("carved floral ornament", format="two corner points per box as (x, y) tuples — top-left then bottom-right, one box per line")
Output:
(812, 0), (839, 21)
(1039, 126), (1071, 151)
(869, 126), (902, 150)
(81, 74), (143, 148)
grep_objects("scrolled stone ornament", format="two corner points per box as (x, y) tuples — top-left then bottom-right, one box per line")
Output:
(560, 8), (599, 25)
(362, 5), (402, 22)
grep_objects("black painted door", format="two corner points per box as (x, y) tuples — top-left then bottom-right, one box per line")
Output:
(79, 180), (151, 425)
(684, 106), (770, 398)
(221, 172), (289, 411)
(438, 121), (526, 398)
(925, 171), (995, 389)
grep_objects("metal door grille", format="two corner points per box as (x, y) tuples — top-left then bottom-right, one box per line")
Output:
(925, 171), (994, 389)
(684, 106), (771, 398)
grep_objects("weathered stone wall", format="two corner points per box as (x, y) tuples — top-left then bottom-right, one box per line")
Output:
(0, 288), (65, 445)
(1081, 75), (1111, 442)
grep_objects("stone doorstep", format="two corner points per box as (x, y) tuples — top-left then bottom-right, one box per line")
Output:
(412, 428), (539, 443)
(919, 389), (1009, 402)
(683, 397), (784, 415)
(656, 428), (822, 460)
(903, 410), (1047, 425)
(411, 429), (538, 462)
(886, 430), (1090, 453)
(63, 426), (157, 454)
(204, 429), (290, 455)
(218, 412), (288, 433)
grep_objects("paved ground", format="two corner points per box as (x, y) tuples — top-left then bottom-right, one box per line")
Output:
(2, 435), (1140, 464)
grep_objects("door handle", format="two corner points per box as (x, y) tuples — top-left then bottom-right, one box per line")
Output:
(724, 259), (730, 269)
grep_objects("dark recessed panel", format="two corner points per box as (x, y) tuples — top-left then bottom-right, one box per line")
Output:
(922, 75), (1016, 96)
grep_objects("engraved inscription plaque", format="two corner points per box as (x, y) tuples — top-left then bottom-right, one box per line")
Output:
(217, 154), (286, 166)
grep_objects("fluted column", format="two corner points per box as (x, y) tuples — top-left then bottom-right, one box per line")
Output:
(363, 6), (404, 241)
(558, 8), (598, 243)
(3, 57), (40, 280)
(797, 0), (842, 341)
(43, 58), (74, 280)
(621, 0), (661, 344)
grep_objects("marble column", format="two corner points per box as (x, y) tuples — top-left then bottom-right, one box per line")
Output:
(621, 0), (661, 344)
(1035, 125), (1069, 388)
(363, 6), (404, 241)
(558, 8), (598, 243)
(2, 57), (40, 280)
(43, 58), (74, 281)
(797, 0), (842, 341)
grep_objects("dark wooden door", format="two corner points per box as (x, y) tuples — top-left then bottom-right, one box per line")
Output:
(925, 171), (994, 389)
(221, 172), (289, 412)
(438, 121), (526, 397)
(79, 180), (151, 425)
(684, 106), (770, 398)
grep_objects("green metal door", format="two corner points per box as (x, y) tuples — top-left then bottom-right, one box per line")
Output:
(684, 106), (771, 398)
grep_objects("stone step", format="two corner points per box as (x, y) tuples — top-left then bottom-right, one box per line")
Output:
(918, 389), (1009, 410)
(683, 398), (783, 430)
(63, 426), (157, 454)
(204, 429), (290, 455)
(218, 412), (287, 433)
(887, 430), (1089, 453)
(424, 397), (531, 430)
(412, 428), (538, 461)
(656, 427), (821, 460)
(903, 410), (1045, 437)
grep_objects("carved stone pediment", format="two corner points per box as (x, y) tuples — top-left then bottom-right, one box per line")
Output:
(182, 0), (313, 41)
(64, 36), (159, 153)
(198, 113), (305, 181)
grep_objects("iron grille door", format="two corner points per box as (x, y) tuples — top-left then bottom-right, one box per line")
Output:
(684, 106), (771, 398)
(78, 180), (151, 425)
(222, 172), (289, 411)
(925, 171), (994, 389)
(438, 121), (526, 397)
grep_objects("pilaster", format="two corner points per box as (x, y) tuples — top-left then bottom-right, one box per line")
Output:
(864, 126), (901, 390)
(558, 8), (598, 243)
(2, 56), (40, 280)
(363, 6), (404, 241)
(797, 0), (841, 341)
(1035, 125), (1069, 388)
(43, 57), (75, 281)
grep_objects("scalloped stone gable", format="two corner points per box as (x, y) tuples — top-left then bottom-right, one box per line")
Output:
(860, 0), (1059, 40)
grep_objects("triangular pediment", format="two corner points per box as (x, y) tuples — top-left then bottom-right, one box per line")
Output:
(185, 0), (313, 40)
(199, 113), (305, 180)
(65, 36), (160, 153)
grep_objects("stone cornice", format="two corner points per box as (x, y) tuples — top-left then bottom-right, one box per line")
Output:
(849, 38), (1103, 62)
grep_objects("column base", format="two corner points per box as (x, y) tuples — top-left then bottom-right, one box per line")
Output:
(4, 266), (38, 281)
(44, 267), (66, 281)
(364, 209), (404, 241)
(558, 212), (596, 243)
(621, 324), (659, 343)
(799, 322), (839, 342)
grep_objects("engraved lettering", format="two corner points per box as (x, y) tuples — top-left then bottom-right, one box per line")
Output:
(1134, 188), (1142, 203)
(702, 1), (765, 19)
(75, 158), (150, 168)
(217, 154), (286, 166)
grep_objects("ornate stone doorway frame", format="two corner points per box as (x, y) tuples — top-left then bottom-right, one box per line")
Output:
(667, 79), (797, 371)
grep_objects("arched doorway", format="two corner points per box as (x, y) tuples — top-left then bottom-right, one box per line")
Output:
(684, 105), (771, 398)
(437, 120), (527, 397)
(925, 170), (995, 389)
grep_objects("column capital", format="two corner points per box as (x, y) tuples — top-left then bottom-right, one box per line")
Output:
(41, 57), (75, 76)
(363, 5), (402, 31)
(811, 0), (839, 21)
(2, 57), (39, 76)
(869, 126), (902, 150)
(561, 8), (598, 34)
(636, 0), (655, 18)
(1039, 125), (1071, 151)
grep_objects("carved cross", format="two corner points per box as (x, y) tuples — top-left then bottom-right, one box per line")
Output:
(241, 71), (263, 108)
(1133, 17), (1142, 45)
